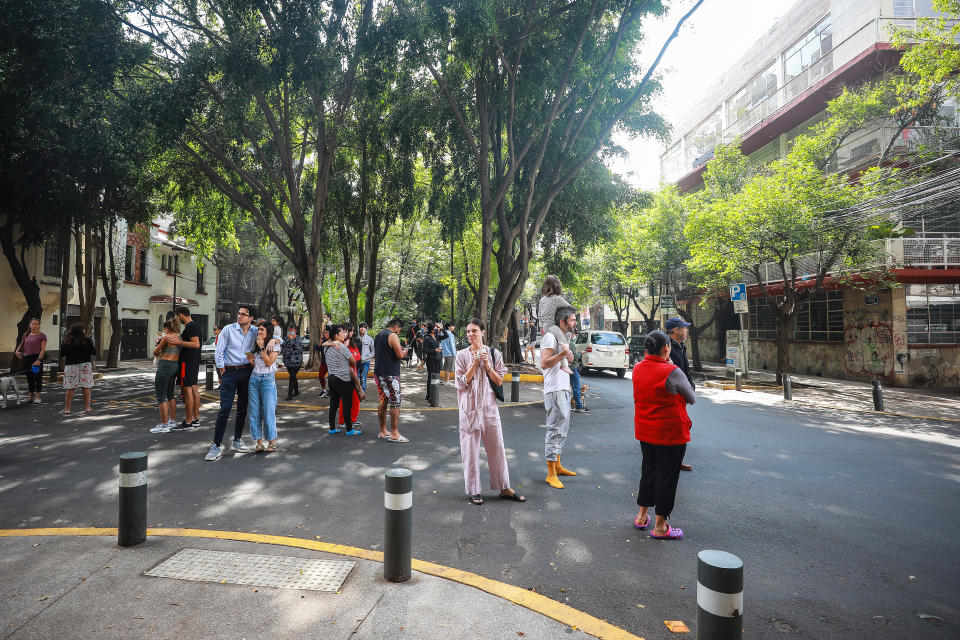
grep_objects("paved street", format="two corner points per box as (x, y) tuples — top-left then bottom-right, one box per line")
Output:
(1, 365), (958, 639)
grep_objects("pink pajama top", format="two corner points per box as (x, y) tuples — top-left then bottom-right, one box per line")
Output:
(454, 346), (508, 433)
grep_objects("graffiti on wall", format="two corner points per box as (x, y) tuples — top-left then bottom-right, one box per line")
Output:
(844, 320), (893, 378)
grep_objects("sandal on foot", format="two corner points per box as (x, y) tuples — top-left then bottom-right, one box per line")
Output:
(633, 514), (651, 530)
(470, 494), (484, 505)
(266, 441), (277, 452)
(499, 492), (526, 502)
(255, 441), (265, 453)
(387, 435), (409, 443)
(377, 433), (389, 439)
(58, 409), (71, 416)
(649, 525), (683, 540)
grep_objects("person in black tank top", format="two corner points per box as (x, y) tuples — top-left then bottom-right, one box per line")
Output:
(374, 319), (411, 442)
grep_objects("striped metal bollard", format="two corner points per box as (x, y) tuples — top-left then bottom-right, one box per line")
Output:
(872, 380), (884, 412)
(118, 452), (148, 547)
(511, 374), (520, 402)
(429, 374), (440, 407)
(205, 365), (214, 390)
(782, 374), (792, 400)
(384, 468), (412, 582)
(48, 362), (58, 383)
(734, 369), (742, 392)
(697, 550), (743, 639)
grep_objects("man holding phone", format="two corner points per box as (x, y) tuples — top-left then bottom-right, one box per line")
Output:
(374, 318), (412, 443)
(208, 305), (257, 461)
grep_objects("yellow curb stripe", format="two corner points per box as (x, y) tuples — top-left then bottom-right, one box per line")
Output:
(0, 527), (644, 640)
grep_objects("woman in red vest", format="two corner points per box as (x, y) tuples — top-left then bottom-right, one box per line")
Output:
(632, 330), (695, 540)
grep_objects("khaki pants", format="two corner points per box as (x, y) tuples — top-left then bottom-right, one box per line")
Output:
(544, 390), (571, 461)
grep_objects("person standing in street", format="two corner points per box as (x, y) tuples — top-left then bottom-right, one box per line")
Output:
(248, 319), (281, 453)
(524, 323), (537, 364)
(357, 322), (375, 392)
(173, 306), (202, 431)
(405, 321), (418, 368)
(422, 322), (443, 403)
(14, 318), (46, 404)
(151, 319), (181, 433)
(315, 324), (331, 398)
(323, 324), (363, 436)
(632, 330), (695, 540)
(207, 305), (257, 461)
(59, 323), (96, 415)
(281, 325), (304, 400)
(540, 306), (579, 489)
(374, 318), (411, 442)
(336, 326), (362, 429)
(454, 318), (525, 505)
(440, 322), (457, 384)
(666, 317), (695, 471)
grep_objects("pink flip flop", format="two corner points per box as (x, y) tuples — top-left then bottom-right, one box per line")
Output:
(633, 515), (651, 530)
(649, 525), (683, 540)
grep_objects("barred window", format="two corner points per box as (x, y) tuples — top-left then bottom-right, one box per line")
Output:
(794, 290), (844, 342)
(748, 296), (778, 340)
(44, 232), (64, 277)
(907, 284), (960, 344)
(196, 267), (205, 293)
(138, 249), (148, 284)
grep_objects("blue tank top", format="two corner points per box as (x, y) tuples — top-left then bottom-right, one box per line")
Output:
(374, 329), (400, 377)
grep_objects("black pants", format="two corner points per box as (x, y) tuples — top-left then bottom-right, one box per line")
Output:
(328, 376), (353, 431)
(636, 442), (687, 518)
(425, 363), (441, 401)
(24, 354), (42, 393)
(213, 366), (251, 447)
(286, 366), (300, 398)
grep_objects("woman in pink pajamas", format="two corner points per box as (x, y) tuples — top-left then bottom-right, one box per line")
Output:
(455, 318), (526, 506)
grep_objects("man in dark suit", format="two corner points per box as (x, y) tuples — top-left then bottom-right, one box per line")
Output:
(666, 317), (694, 471)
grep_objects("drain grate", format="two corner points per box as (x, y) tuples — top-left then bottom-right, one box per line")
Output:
(144, 548), (356, 592)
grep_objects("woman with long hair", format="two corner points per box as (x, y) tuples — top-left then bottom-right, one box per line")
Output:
(14, 317), (47, 404)
(248, 319), (281, 452)
(60, 323), (96, 415)
(631, 330), (695, 540)
(454, 318), (524, 506)
(337, 325), (362, 428)
(150, 318), (181, 433)
(322, 324), (364, 436)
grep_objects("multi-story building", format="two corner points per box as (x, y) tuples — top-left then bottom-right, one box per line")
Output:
(660, 0), (960, 388)
(1, 218), (218, 364)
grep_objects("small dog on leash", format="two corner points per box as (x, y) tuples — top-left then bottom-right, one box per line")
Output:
(0, 375), (22, 408)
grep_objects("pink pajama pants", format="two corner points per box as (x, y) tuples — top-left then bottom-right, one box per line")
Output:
(459, 422), (511, 496)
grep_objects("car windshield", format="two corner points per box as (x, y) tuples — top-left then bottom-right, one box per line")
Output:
(204, 337), (216, 346)
(591, 332), (625, 345)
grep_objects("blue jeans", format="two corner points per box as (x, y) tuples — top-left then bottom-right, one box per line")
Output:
(214, 366), (251, 447)
(248, 373), (278, 441)
(358, 360), (371, 392)
(571, 367), (584, 409)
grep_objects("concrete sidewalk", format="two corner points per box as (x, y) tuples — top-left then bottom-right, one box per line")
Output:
(1, 532), (610, 640)
(698, 362), (960, 421)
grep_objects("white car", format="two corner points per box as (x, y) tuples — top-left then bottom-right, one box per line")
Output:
(571, 330), (629, 377)
(200, 336), (217, 364)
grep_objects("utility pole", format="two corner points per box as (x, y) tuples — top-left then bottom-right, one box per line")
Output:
(171, 247), (183, 314)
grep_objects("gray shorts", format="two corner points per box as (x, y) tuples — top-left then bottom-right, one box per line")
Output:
(442, 356), (455, 372)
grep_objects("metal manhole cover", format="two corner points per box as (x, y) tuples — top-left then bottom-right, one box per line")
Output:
(144, 548), (355, 592)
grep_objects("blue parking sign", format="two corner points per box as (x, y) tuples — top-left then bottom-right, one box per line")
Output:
(729, 283), (747, 301)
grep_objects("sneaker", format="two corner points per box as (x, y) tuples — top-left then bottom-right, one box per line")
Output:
(345, 428), (362, 436)
(32, 397), (42, 404)
(151, 422), (172, 433)
(329, 428), (342, 435)
(573, 407), (590, 414)
(318, 390), (329, 398)
(166, 419), (178, 429)
(170, 421), (196, 431)
(191, 419), (200, 426)
(231, 438), (250, 453)
(204, 444), (222, 461)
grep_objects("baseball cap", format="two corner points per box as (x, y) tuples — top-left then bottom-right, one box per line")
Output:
(665, 317), (692, 330)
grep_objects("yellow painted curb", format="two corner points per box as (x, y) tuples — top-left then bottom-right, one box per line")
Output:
(0, 527), (644, 640)
(503, 373), (544, 382)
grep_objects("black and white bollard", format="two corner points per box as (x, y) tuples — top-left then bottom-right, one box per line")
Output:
(872, 379), (884, 412)
(429, 374), (440, 407)
(384, 468), (412, 582)
(782, 374), (792, 401)
(697, 550), (743, 639)
(205, 365), (214, 390)
(48, 361), (58, 383)
(511, 373), (520, 402)
(734, 369), (742, 392)
(118, 452), (148, 547)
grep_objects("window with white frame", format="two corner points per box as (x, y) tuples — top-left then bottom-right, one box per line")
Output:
(726, 62), (778, 125)
(906, 284), (960, 344)
(793, 290), (844, 342)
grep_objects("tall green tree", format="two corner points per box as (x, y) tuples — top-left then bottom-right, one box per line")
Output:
(402, 0), (702, 344)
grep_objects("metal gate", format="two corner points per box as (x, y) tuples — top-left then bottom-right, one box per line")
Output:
(121, 319), (149, 360)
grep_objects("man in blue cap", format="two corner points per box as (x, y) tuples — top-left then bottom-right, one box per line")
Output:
(665, 316), (694, 471)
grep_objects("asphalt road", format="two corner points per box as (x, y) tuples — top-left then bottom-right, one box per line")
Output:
(0, 366), (957, 639)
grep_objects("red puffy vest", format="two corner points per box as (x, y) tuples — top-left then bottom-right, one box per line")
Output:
(632, 355), (691, 446)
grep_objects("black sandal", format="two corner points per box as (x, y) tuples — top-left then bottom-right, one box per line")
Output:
(470, 494), (484, 505)
(499, 491), (526, 502)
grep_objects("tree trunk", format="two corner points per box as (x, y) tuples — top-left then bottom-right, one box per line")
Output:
(98, 220), (122, 368)
(774, 312), (795, 385)
(506, 309), (523, 364)
(302, 267), (325, 370)
(678, 300), (721, 373)
(0, 221), (44, 367)
(364, 226), (382, 328)
(57, 224), (72, 367)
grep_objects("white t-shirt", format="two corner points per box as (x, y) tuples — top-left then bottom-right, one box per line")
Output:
(540, 332), (570, 394)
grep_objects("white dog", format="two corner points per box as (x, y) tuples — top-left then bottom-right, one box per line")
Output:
(1, 375), (22, 408)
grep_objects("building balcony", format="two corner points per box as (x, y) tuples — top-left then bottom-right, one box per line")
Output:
(827, 125), (960, 174)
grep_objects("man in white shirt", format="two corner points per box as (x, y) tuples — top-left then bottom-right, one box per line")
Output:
(357, 323), (375, 392)
(540, 305), (579, 489)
